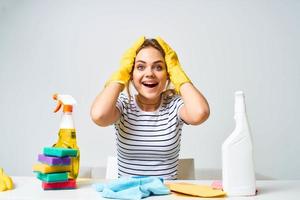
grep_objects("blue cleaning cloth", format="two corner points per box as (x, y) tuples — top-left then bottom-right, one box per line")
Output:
(94, 176), (170, 200)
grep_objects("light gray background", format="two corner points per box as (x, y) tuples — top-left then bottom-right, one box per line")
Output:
(0, 0), (299, 180)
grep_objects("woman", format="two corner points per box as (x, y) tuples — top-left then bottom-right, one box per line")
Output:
(91, 36), (209, 179)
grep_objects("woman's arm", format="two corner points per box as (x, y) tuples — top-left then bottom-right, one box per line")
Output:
(155, 37), (209, 125)
(179, 82), (210, 125)
(90, 83), (123, 127)
(91, 37), (145, 127)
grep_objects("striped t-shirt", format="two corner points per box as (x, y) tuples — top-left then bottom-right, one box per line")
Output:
(114, 92), (185, 180)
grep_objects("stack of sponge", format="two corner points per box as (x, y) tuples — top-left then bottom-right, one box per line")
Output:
(33, 147), (78, 190)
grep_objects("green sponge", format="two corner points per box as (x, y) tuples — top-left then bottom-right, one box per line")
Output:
(43, 147), (78, 157)
(36, 172), (68, 183)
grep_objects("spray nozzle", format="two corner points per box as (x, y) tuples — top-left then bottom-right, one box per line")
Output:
(53, 93), (77, 113)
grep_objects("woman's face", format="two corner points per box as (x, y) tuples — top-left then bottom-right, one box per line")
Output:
(132, 47), (168, 101)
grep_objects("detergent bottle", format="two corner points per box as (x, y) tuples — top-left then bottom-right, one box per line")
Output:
(52, 93), (80, 179)
(222, 91), (256, 196)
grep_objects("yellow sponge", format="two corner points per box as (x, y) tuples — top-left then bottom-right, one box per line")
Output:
(33, 163), (71, 174)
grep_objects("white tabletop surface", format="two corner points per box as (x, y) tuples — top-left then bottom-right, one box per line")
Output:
(0, 177), (299, 199)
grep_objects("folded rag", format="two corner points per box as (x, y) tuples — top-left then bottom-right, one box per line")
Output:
(166, 182), (226, 198)
(94, 176), (170, 200)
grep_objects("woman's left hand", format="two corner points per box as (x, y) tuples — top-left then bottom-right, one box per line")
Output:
(156, 36), (191, 93)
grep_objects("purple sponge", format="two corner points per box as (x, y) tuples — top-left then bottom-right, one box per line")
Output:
(38, 154), (71, 166)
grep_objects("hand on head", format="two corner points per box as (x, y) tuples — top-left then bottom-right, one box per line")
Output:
(155, 37), (191, 93)
(106, 36), (191, 94)
(105, 36), (145, 87)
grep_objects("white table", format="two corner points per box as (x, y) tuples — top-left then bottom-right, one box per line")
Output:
(0, 177), (299, 199)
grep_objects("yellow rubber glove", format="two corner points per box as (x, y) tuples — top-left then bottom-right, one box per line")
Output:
(156, 37), (191, 93)
(0, 168), (13, 191)
(106, 36), (145, 87)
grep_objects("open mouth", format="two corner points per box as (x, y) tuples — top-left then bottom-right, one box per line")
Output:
(142, 82), (159, 88)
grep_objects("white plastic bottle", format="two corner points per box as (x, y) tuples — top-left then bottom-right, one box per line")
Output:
(222, 91), (256, 196)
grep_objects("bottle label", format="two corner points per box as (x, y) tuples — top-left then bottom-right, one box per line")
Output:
(71, 131), (76, 139)
(54, 128), (80, 179)
(58, 129), (76, 139)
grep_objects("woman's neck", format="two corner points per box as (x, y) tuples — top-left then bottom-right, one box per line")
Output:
(136, 95), (162, 112)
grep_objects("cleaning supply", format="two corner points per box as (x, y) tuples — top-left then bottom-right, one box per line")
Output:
(52, 93), (80, 179)
(36, 172), (68, 183)
(166, 182), (226, 198)
(222, 91), (256, 196)
(33, 163), (71, 174)
(33, 146), (76, 190)
(211, 180), (223, 190)
(0, 168), (13, 191)
(42, 179), (77, 190)
(156, 37), (191, 93)
(94, 176), (170, 200)
(38, 154), (71, 166)
(43, 147), (78, 157)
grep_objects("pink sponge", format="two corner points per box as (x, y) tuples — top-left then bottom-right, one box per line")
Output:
(42, 179), (76, 190)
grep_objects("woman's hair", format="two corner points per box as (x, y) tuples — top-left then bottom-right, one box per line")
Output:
(125, 38), (176, 106)
(136, 38), (166, 58)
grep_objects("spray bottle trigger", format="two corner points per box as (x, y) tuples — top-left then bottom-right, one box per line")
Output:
(54, 101), (62, 113)
(53, 93), (62, 112)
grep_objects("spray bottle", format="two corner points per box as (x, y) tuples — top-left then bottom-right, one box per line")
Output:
(222, 91), (256, 196)
(52, 93), (80, 179)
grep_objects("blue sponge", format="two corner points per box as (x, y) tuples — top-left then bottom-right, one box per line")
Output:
(43, 147), (78, 157)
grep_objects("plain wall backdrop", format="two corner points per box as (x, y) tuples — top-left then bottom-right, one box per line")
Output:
(0, 0), (299, 179)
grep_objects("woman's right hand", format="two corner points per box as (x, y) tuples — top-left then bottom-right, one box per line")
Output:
(105, 36), (145, 87)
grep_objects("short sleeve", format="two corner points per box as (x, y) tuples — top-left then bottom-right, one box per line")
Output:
(174, 96), (186, 124)
(166, 95), (187, 125)
(116, 93), (128, 114)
